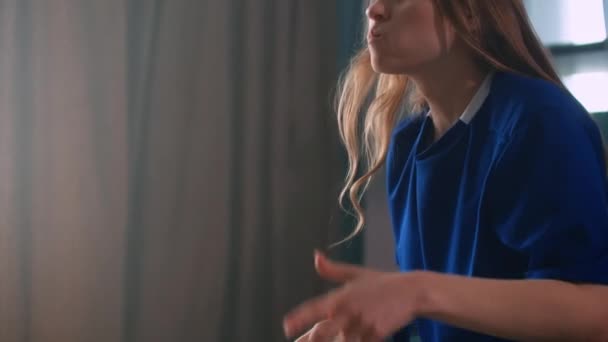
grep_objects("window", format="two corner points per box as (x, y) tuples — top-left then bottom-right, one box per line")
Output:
(563, 71), (608, 113)
(525, 0), (607, 47)
(526, 0), (608, 114)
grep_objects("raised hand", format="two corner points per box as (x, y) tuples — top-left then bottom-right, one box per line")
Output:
(283, 251), (427, 341)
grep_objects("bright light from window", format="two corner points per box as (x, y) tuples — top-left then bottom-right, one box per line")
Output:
(561, 0), (607, 45)
(526, 0), (607, 46)
(563, 71), (608, 113)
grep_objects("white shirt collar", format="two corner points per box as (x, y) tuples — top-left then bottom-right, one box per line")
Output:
(426, 72), (494, 124)
(459, 72), (494, 124)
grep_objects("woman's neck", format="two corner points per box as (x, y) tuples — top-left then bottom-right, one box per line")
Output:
(410, 55), (488, 142)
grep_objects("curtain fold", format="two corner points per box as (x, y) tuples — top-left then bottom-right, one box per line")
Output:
(0, 1), (353, 341)
(0, 1), (128, 341)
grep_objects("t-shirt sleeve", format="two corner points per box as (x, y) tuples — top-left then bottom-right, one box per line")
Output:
(487, 107), (608, 284)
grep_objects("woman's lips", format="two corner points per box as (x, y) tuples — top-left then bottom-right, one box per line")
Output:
(368, 28), (383, 43)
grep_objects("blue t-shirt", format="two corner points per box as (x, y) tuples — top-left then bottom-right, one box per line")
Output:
(387, 71), (608, 342)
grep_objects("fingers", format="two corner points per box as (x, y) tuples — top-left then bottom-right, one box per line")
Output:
(284, 293), (338, 338)
(359, 324), (384, 342)
(314, 251), (372, 283)
(288, 311), (384, 342)
(294, 318), (349, 342)
(333, 306), (382, 342)
(360, 332), (384, 342)
(287, 251), (385, 339)
(283, 277), (377, 338)
(339, 312), (364, 341)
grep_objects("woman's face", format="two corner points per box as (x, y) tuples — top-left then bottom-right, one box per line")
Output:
(366, 0), (458, 75)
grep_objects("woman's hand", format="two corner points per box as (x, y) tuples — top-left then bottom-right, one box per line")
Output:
(283, 251), (429, 341)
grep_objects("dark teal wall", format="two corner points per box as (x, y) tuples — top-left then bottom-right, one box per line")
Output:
(593, 112), (608, 142)
(337, 0), (365, 71)
(335, 0), (365, 264)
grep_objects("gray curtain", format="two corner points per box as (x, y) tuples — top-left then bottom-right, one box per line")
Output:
(0, 1), (348, 341)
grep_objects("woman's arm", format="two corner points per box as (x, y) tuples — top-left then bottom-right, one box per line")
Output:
(283, 254), (608, 341)
(416, 271), (608, 341)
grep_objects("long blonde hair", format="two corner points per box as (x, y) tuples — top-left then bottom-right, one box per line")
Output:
(336, 0), (564, 243)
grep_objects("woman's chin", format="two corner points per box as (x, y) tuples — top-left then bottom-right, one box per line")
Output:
(371, 60), (402, 75)
(370, 55), (409, 75)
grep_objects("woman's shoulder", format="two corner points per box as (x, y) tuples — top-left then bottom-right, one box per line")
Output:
(487, 71), (595, 140)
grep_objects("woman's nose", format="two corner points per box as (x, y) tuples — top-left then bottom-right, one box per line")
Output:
(366, 0), (388, 21)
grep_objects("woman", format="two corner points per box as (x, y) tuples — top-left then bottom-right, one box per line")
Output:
(283, 0), (608, 341)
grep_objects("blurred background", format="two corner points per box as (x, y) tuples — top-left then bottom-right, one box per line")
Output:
(0, 1), (606, 342)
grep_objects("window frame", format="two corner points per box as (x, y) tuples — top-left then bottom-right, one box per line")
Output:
(537, 0), (608, 114)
